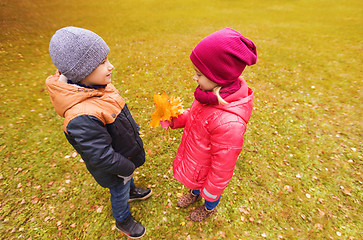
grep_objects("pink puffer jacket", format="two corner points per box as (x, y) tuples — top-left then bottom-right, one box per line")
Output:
(171, 79), (254, 202)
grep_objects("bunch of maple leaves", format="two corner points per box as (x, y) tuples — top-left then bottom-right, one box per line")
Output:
(149, 93), (184, 128)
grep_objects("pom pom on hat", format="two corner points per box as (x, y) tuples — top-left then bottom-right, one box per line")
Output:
(49, 26), (110, 83)
(190, 28), (257, 87)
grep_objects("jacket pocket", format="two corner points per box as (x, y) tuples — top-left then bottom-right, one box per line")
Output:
(193, 166), (210, 183)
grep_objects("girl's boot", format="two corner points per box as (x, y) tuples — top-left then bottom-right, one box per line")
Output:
(190, 205), (217, 222)
(177, 189), (202, 208)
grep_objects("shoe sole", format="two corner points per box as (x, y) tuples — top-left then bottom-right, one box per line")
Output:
(116, 226), (146, 239)
(128, 189), (153, 202)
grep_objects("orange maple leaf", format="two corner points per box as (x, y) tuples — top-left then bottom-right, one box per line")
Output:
(149, 93), (184, 127)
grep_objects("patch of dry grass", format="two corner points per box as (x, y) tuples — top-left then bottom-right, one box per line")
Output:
(0, 0), (362, 239)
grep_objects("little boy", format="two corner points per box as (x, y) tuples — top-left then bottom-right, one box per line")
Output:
(46, 26), (151, 239)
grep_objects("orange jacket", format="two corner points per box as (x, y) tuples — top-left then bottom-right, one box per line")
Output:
(46, 73), (145, 188)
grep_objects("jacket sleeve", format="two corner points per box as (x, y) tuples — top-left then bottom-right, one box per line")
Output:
(170, 108), (190, 129)
(201, 119), (246, 202)
(66, 115), (135, 177)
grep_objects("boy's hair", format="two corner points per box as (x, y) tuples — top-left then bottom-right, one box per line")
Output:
(49, 26), (110, 83)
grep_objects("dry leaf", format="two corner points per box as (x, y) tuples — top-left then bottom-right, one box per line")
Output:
(317, 208), (325, 216)
(217, 231), (226, 238)
(238, 206), (250, 214)
(343, 188), (352, 196)
(284, 185), (293, 192)
(96, 206), (104, 213)
(314, 223), (323, 231)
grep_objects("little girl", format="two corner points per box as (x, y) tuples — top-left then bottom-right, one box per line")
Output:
(168, 28), (257, 221)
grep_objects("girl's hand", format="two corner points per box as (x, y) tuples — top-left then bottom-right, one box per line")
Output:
(160, 120), (171, 129)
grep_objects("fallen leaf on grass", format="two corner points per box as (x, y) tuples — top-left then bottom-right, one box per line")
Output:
(317, 208), (325, 216)
(56, 221), (62, 230)
(284, 185), (293, 192)
(314, 223), (324, 231)
(217, 231), (226, 238)
(31, 197), (39, 204)
(238, 206), (250, 214)
(96, 206), (104, 213)
(343, 188), (352, 196)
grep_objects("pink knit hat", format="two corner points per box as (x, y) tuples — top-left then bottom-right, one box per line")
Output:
(190, 28), (257, 87)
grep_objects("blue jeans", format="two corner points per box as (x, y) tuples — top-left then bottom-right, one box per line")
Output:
(192, 190), (221, 210)
(109, 177), (135, 222)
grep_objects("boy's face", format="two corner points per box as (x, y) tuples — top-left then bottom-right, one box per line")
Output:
(192, 64), (218, 92)
(80, 56), (114, 86)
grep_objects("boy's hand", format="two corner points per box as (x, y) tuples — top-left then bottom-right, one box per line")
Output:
(118, 174), (133, 185)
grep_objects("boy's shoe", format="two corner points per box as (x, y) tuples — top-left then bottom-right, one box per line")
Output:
(190, 205), (217, 222)
(129, 187), (152, 202)
(116, 214), (146, 239)
(177, 190), (202, 208)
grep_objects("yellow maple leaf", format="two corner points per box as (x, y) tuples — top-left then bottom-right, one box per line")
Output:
(169, 96), (184, 117)
(149, 93), (184, 127)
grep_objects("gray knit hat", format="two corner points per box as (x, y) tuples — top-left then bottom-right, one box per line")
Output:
(49, 26), (110, 83)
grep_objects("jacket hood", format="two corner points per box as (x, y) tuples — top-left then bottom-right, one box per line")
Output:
(45, 73), (106, 117)
(214, 79), (254, 124)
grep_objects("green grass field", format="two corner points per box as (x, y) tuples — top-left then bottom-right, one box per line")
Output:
(0, 0), (362, 239)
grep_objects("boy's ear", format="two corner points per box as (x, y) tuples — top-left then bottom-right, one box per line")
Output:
(55, 70), (61, 76)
